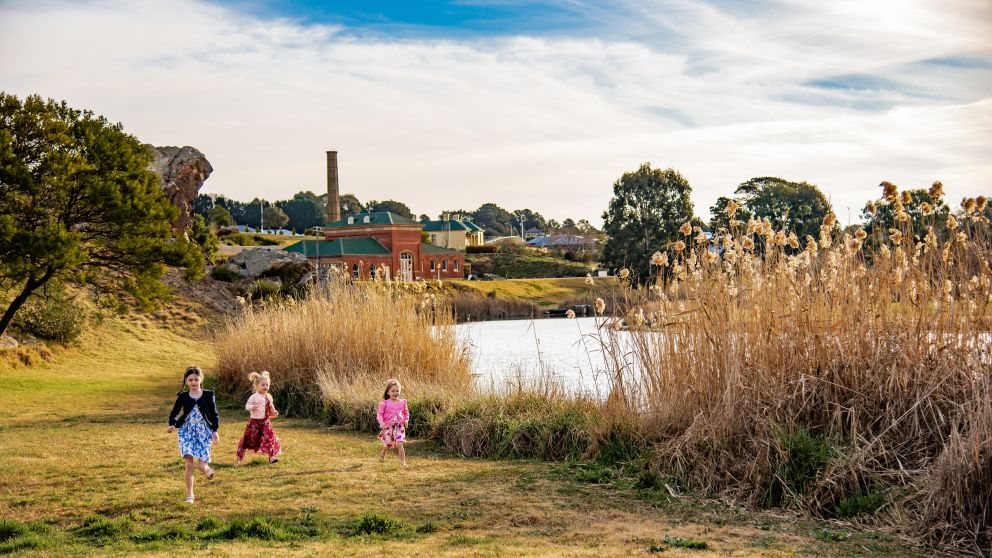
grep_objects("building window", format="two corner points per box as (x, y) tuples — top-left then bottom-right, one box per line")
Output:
(454, 259), (460, 272)
(442, 259), (448, 272)
(431, 234), (437, 245)
(369, 264), (377, 280)
(430, 259), (436, 272)
(352, 263), (360, 279)
(399, 252), (413, 282)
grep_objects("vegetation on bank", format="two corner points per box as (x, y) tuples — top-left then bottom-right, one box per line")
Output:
(466, 252), (595, 279)
(216, 184), (991, 556)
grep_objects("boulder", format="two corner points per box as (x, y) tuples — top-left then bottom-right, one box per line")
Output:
(223, 248), (310, 278)
(0, 335), (18, 350)
(146, 145), (213, 232)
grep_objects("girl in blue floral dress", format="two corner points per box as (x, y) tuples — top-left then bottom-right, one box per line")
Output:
(167, 366), (220, 504)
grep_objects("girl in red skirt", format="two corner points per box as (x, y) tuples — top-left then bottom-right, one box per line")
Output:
(236, 371), (282, 464)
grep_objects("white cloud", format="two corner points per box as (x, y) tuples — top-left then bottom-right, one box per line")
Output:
(0, 0), (989, 224)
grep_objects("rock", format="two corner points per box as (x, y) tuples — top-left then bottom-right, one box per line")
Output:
(146, 145), (213, 232)
(0, 335), (18, 350)
(223, 248), (310, 278)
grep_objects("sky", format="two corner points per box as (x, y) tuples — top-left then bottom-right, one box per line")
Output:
(1, 0), (990, 226)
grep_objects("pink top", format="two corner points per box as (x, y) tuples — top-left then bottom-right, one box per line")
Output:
(245, 392), (273, 419)
(377, 399), (409, 428)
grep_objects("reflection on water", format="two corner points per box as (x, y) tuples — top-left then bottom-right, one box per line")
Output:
(453, 317), (635, 397)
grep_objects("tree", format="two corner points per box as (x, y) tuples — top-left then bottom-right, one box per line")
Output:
(188, 214), (218, 263)
(708, 195), (752, 232)
(735, 177), (831, 240)
(366, 199), (413, 219)
(601, 164), (694, 283)
(338, 193), (362, 219)
(277, 191), (323, 232)
(472, 203), (514, 236)
(262, 206), (289, 230)
(192, 193), (214, 217)
(562, 218), (576, 230)
(862, 188), (951, 244)
(0, 92), (202, 336)
(207, 205), (232, 227)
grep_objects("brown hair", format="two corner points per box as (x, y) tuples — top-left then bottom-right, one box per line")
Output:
(178, 365), (203, 395)
(382, 378), (401, 400)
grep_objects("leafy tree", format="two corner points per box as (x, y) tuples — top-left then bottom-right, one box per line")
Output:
(366, 199), (413, 219)
(188, 214), (219, 262)
(277, 191), (323, 232)
(601, 163), (694, 283)
(263, 205), (289, 230)
(861, 188), (950, 244)
(0, 92), (202, 336)
(339, 193), (363, 219)
(192, 193), (214, 217)
(562, 218), (576, 229)
(418, 214), (430, 223)
(708, 195), (752, 232)
(546, 219), (562, 231)
(576, 219), (599, 234)
(472, 203), (514, 236)
(207, 205), (232, 227)
(735, 177), (831, 239)
(241, 198), (266, 229)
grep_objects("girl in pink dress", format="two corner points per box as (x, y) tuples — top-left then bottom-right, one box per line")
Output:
(377, 378), (410, 467)
(236, 371), (282, 464)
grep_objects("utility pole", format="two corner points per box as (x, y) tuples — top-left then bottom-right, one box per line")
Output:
(260, 201), (264, 232)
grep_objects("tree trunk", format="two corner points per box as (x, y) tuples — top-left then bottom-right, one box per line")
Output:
(0, 269), (54, 337)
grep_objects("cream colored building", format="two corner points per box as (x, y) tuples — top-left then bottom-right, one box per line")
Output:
(423, 217), (484, 250)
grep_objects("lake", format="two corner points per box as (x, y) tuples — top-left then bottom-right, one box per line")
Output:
(453, 317), (635, 397)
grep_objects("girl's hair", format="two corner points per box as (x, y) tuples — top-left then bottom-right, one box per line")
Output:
(178, 365), (203, 395)
(382, 378), (401, 400)
(248, 370), (271, 388)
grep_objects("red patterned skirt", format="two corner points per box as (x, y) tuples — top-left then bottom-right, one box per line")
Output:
(237, 418), (282, 461)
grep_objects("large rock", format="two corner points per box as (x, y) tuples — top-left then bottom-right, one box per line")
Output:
(223, 248), (310, 278)
(147, 145), (213, 231)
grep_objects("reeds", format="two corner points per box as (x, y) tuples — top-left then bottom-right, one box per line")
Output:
(598, 185), (991, 554)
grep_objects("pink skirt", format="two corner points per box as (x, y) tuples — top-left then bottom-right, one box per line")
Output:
(237, 418), (282, 460)
(378, 423), (406, 449)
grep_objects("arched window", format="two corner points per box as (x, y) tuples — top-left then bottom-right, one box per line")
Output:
(369, 264), (377, 280)
(430, 259), (436, 272)
(442, 259), (448, 272)
(399, 252), (413, 281)
(352, 263), (360, 279)
(453, 259), (460, 272)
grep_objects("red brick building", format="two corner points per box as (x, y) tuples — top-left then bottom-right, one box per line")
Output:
(284, 211), (464, 281)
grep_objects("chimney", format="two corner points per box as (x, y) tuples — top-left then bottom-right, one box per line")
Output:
(326, 151), (341, 224)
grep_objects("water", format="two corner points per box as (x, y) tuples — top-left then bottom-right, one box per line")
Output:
(453, 317), (634, 397)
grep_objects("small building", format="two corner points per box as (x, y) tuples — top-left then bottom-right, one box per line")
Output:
(422, 214), (485, 250)
(283, 211), (464, 281)
(524, 227), (544, 240)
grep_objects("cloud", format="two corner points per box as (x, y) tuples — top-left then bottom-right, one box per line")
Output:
(0, 0), (989, 224)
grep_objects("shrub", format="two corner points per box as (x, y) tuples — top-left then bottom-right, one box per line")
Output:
(210, 266), (241, 283)
(466, 245), (498, 254)
(0, 519), (25, 542)
(352, 513), (404, 537)
(763, 429), (840, 508)
(14, 297), (86, 343)
(835, 489), (887, 519)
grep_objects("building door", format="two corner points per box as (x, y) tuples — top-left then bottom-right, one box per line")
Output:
(399, 252), (413, 281)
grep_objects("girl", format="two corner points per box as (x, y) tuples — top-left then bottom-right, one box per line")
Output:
(236, 371), (282, 464)
(376, 378), (410, 467)
(167, 365), (220, 504)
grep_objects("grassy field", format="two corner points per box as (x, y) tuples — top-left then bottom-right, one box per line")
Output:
(445, 277), (618, 308)
(0, 319), (929, 557)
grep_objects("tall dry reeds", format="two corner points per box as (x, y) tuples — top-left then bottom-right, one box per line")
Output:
(214, 278), (473, 416)
(596, 186), (990, 554)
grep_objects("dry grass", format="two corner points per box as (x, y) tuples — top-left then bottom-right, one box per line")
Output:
(214, 279), (473, 416)
(592, 187), (991, 555)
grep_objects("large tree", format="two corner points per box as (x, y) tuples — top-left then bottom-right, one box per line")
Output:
(262, 205), (289, 230)
(862, 188), (950, 244)
(0, 92), (202, 336)
(366, 199), (414, 219)
(735, 177), (831, 239)
(277, 191), (323, 232)
(601, 164), (694, 283)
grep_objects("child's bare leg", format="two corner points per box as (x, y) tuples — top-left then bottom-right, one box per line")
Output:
(197, 459), (214, 478)
(183, 456), (195, 498)
(379, 446), (387, 461)
(397, 442), (406, 466)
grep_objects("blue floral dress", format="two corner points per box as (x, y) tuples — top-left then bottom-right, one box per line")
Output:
(177, 402), (214, 462)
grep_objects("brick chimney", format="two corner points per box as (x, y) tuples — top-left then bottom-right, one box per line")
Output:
(326, 151), (340, 224)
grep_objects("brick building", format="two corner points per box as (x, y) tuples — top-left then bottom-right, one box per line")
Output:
(284, 211), (464, 281)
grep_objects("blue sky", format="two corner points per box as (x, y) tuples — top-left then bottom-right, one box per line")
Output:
(1, 0), (989, 223)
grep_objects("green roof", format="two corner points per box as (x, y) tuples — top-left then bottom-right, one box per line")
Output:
(422, 220), (469, 232)
(326, 211), (420, 228)
(463, 221), (482, 231)
(421, 243), (462, 254)
(284, 238), (390, 256)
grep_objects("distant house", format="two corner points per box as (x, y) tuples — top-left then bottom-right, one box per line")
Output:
(524, 228), (544, 240)
(283, 211), (464, 281)
(422, 214), (485, 250)
(526, 234), (596, 250)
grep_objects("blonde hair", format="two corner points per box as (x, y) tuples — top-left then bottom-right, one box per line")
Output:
(382, 378), (401, 400)
(249, 370), (272, 390)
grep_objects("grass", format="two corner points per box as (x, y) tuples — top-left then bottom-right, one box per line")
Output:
(465, 252), (595, 279)
(0, 317), (926, 557)
(445, 276), (618, 308)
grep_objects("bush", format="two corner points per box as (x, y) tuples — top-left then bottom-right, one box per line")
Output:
(466, 245), (498, 254)
(352, 513), (404, 537)
(14, 297), (86, 343)
(763, 429), (840, 508)
(835, 489), (887, 519)
(210, 266), (241, 283)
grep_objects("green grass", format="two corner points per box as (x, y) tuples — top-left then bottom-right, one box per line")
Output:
(446, 276), (617, 308)
(0, 317), (929, 557)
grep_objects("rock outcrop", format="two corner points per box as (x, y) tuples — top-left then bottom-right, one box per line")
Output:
(222, 248), (310, 279)
(146, 145), (213, 231)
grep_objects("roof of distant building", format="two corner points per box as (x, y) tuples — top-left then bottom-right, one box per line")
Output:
(283, 237), (391, 256)
(325, 211), (420, 228)
(422, 219), (485, 232)
(421, 243), (462, 255)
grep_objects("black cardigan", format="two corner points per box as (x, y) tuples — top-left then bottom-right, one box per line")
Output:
(168, 390), (220, 432)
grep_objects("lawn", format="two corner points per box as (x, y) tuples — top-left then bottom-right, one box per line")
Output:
(0, 318), (928, 557)
(445, 277), (618, 308)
